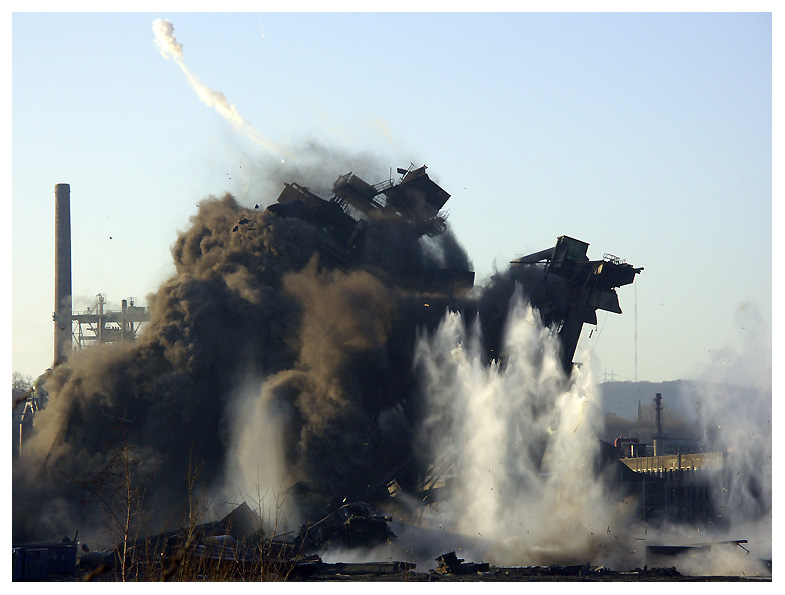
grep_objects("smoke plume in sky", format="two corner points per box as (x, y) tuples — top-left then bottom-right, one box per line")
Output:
(152, 18), (293, 160)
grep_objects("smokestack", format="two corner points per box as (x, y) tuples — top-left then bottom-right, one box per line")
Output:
(121, 299), (128, 342)
(54, 183), (72, 366)
(653, 392), (663, 456)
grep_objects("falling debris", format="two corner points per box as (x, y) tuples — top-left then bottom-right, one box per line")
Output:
(297, 502), (396, 552)
(510, 236), (642, 373)
(434, 551), (490, 575)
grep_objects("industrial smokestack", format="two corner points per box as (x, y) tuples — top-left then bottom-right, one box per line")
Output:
(653, 392), (663, 456)
(54, 183), (72, 366)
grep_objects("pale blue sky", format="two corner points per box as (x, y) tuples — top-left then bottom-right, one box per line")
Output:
(10, 11), (773, 383)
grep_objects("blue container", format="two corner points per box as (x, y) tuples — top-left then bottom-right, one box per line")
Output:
(22, 548), (49, 581)
(47, 544), (77, 574)
(12, 548), (23, 581)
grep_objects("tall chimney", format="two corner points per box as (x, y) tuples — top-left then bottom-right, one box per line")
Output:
(54, 183), (72, 366)
(653, 392), (663, 456)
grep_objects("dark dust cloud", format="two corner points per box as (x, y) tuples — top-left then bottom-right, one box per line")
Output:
(12, 163), (495, 542)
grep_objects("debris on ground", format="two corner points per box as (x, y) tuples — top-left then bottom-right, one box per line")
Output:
(432, 551), (490, 575)
(298, 501), (396, 553)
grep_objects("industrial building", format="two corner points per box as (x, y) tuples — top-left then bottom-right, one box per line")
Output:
(600, 393), (725, 523)
(52, 183), (151, 363)
(14, 184), (150, 457)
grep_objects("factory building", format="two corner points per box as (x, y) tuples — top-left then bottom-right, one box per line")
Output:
(71, 293), (149, 350)
(15, 185), (151, 456)
(601, 393), (725, 523)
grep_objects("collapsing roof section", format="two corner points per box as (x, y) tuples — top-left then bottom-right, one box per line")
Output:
(331, 165), (450, 237)
(265, 165), (470, 294)
(265, 167), (642, 373)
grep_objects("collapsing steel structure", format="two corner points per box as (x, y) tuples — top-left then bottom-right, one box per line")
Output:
(259, 167), (645, 510)
(261, 164), (475, 295)
(263, 167), (643, 373)
(330, 166), (450, 238)
(511, 235), (643, 372)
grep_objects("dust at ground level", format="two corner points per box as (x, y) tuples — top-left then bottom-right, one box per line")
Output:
(298, 570), (771, 582)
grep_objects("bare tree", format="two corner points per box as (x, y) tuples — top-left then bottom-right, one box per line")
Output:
(12, 372), (33, 403)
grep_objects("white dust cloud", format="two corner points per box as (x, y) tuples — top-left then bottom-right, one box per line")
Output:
(221, 373), (303, 534)
(414, 289), (637, 568)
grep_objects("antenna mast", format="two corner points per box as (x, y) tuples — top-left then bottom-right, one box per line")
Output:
(634, 281), (638, 383)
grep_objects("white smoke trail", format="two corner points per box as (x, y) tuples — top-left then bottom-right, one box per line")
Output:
(152, 19), (293, 161)
(415, 288), (637, 568)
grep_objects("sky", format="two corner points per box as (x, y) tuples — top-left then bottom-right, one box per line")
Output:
(8, 8), (774, 384)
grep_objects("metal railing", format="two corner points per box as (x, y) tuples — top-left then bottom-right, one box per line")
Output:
(602, 253), (626, 265)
